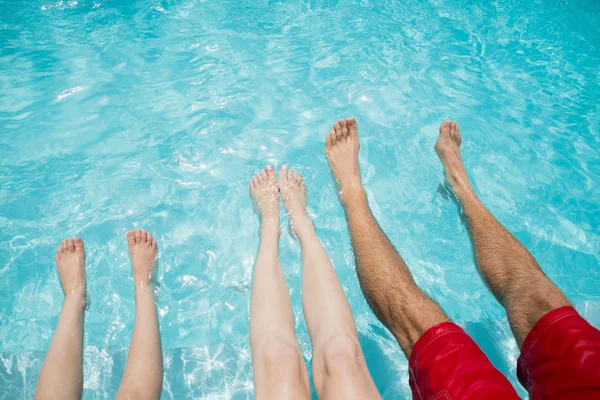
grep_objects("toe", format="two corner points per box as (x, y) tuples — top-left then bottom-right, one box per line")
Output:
(141, 229), (148, 243)
(73, 238), (84, 249)
(127, 230), (136, 245)
(146, 231), (153, 243)
(334, 121), (342, 141)
(326, 129), (335, 148)
(67, 239), (75, 252)
(279, 165), (289, 181)
(259, 170), (268, 183)
(251, 176), (258, 188)
(346, 117), (358, 136)
(340, 119), (349, 138)
(265, 165), (275, 180)
(56, 241), (66, 257)
(134, 229), (142, 244)
(151, 238), (158, 249)
(440, 120), (451, 133)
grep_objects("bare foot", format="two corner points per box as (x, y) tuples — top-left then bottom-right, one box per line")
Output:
(250, 165), (280, 226)
(127, 229), (158, 289)
(434, 120), (472, 195)
(325, 117), (363, 204)
(55, 238), (86, 300)
(278, 166), (309, 227)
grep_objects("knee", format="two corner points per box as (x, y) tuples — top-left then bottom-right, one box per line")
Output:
(259, 340), (306, 380)
(318, 333), (363, 376)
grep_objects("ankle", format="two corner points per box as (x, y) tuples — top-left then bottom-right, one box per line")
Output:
(290, 214), (314, 238)
(260, 220), (281, 238)
(64, 290), (87, 310)
(339, 182), (367, 206)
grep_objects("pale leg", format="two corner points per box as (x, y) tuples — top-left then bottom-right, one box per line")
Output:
(35, 238), (87, 400)
(249, 166), (310, 400)
(279, 166), (380, 400)
(116, 229), (163, 400)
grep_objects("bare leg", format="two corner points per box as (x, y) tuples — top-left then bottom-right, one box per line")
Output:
(325, 118), (450, 358)
(249, 166), (310, 400)
(116, 229), (163, 400)
(435, 120), (571, 346)
(279, 166), (380, 399)
(35, 238), (87, 400)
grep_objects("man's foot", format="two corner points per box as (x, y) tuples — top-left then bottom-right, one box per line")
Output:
(127, 229), (158, 289)
(434, 120), (472, 195)
(55, 238), (86, 300)
(278, 166), (309, 226)
(325, 117), (363, 204)
(250, 165), (280, 226)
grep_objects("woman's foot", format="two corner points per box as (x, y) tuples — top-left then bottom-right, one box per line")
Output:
(127, 229), (158, 290)
(278, 166), (310, 230)
(325, 117), (364, 204)
(55, 238), (86, 302)
(434, 120), (472, 196)
(250, 165), (280, 227)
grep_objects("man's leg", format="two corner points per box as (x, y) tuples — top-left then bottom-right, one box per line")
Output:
(434, 120), (571, 346)
(35, 238), (87, 400)
(435, 121), (600, 399)
(278, 166), (380, 400)
(116, 229), (163, 400)
(249, 166), (310, 400)
(326, 118), (520, 400)
(325, 118), (448, 356)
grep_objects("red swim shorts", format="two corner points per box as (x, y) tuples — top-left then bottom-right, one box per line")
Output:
(409, 322), (520, 399)
(409, 307), (600, 400)
(517, 306), (600, 400)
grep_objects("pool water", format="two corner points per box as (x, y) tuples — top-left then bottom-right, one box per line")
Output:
(1, 0), (599, 398)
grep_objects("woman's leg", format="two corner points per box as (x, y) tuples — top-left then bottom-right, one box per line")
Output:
(115, 229), (163, 400)
(35, 238), (87, 400)
(279, 166), (380, 400)
(249, 166), (310, 400)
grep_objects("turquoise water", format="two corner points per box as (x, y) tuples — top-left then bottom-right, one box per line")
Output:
(1, 0), (599, 398)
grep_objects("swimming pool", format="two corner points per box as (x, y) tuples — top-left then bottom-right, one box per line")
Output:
(1, 0), (599, 398)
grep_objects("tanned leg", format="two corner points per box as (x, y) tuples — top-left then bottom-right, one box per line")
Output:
(434, 120), (570, 347)
(325, 118), (449, 358)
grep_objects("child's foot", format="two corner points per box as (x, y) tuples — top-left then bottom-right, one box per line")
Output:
(278, 166), (309, 229)
(434, 120), (472, 196)
(55, 238), (86, 300)
(250, 165), (280, 226)
(127, 229), (158, 289)
(325, 117), (363, 204)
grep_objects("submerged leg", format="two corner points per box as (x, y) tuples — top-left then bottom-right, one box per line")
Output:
(434, 120), (571, 346)
(249, 166), (310, 400)
(35, 238), (87, 400)
(325, 118), (449, 357)
(325, 118), (520, 400)
(279, 166), (379, 399)
(116, 229), (163, 400)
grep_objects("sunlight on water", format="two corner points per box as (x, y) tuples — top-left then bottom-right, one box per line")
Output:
(1, 0), (599, 398)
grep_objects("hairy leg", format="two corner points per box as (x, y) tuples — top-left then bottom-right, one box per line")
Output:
(279, 166), (380, 399)
(35, 238), (87, 400)
(435, 120), (571, 346)
(326, 118), (450, 358)
(249, 166), (310, 400)
(116, 229), (163, 400)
